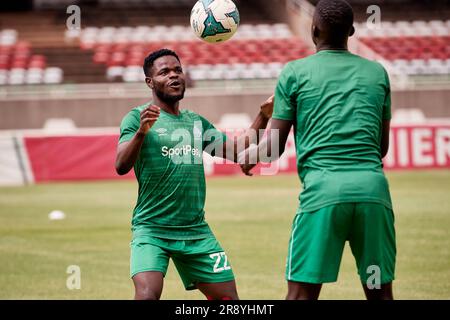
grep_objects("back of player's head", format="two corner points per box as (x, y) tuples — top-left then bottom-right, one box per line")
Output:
(143, 48), (181, 77)
(314, 0), (354, 38)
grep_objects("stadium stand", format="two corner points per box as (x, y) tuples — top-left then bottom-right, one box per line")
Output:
(1, 0), (292, 85)
(1, 0), (449, 85)
(76, 24), (310, 82)
(67, 0), (310, 83)
(0, 29), (64, 85)
(304, 0), (450, 78)
(355, 21), (450, 75)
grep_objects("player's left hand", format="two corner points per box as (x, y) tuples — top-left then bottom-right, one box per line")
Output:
(240, 163), (256, 176)
(238, 144), (258, 176)
(260, 94), (274, 119)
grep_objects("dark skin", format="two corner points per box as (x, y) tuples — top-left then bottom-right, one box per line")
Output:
(115, 55), (274, 300)
(241, 13), (392, 300)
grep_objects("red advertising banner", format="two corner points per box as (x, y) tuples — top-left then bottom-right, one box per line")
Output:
(23, 125), (450, 183)
(384, 126), (450, 169)
(24, 135), (134, 182)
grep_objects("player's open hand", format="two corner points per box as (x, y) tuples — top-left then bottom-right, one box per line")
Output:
(260, 94), (274, 120)
(139, 105), (160, 135)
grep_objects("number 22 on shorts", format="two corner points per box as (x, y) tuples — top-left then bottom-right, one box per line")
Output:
(209, 252), (231, 273)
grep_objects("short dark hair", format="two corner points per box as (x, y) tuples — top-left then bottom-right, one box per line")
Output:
(143, 48), (181, 77)
(315, 0), (354, 36)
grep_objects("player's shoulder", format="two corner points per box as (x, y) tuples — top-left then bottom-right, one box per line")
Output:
(128, 102), (151, 117)
(284, 55), (312, 70)
(281, 54), (320, 78)
(131, 103), (150, 115)
(120, 102), (150, 125)
(350, 53), (388, 73)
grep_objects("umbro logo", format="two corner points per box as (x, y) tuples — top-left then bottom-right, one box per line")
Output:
(155, 128), (168, 136)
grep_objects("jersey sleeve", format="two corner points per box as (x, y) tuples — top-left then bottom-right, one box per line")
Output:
(119, 109), (140, 144)
(199, 115), (227, 157)
(272, 63), (297, 121)
(382, 67), (392, 120)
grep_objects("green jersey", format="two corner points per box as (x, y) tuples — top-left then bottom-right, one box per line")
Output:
(119, 104), (226, 240)
(273, 50), (393, 213)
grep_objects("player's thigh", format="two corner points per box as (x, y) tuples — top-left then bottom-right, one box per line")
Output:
(197, 280), (238, 300)
(130, 236), (170, 281)
(349, 203), (396, 285)
(172, 237), (235, 293)
(286, 204), (353, 284)
(132, 271), (164, 300)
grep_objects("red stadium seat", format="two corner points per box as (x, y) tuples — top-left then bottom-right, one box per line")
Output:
(360, 35), (450, 61)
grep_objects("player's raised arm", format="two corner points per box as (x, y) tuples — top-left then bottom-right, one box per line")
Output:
(239, 118), (293, 176)
(219, 95), (274, 163)
(115, 105), (160, 175)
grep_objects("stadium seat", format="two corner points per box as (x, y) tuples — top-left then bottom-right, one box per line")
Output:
(392, 109), (426, 125)
(0, 70), (7, 85)
(65, 29), (81, 42)
(123, 66), (144, 82)
(0, 29), (18, 46)
(83, 29), (310, 81)
(8, 68), (26, 85)
(106, 66), (124, 81)
(43, 67), (63, 84)
(218, 113), (252, 129)
(26, 68), (44, 84)
(249, 63), (271, 79)
(43, 118), (77, 133)
(188, 66), (208, 81)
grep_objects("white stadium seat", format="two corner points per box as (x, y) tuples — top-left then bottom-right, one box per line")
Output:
(222, 67), (240, 80)
(64, 29), (81, 41)
(392, 109), (426, 125)
(218, 113), (252, 130)
(427, 59), (446, 75)
(0, 70), (8, 85)
(26, 68), (44, 84)
(123, 66), (144, 82)
(8, 68), (26, 85)
(43, 118), (77, 133)
(188, 67), (208, 81)
(106, 66), (124, 81)
(0, 29), (18, 46)
(43, 67), (63, 84)
(207, 64), (227, 80)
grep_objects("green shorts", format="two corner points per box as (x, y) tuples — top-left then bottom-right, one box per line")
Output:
(130, 235), (235, 290)
(286, 202), (396, 284)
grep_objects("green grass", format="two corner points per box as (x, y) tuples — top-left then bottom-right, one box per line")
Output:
(0, 171), (449, 300)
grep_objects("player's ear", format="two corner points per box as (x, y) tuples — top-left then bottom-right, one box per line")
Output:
(145, 76), (154, 89)
(349, 25), (355, 37)
(312, 25), (320, 42)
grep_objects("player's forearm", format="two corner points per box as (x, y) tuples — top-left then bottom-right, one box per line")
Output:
(228, 111), (270, 162)
(246, 131), (286, 164)
(115, 132), (146, 175)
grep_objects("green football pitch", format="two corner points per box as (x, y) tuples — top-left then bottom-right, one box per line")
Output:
(0, 171), (449, 300)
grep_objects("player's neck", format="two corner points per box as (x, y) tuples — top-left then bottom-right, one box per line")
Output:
(153, 97), (180, 116)
(316, 40), (348, 52)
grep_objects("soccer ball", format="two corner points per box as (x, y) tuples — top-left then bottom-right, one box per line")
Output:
(190, 0), (240, 43)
